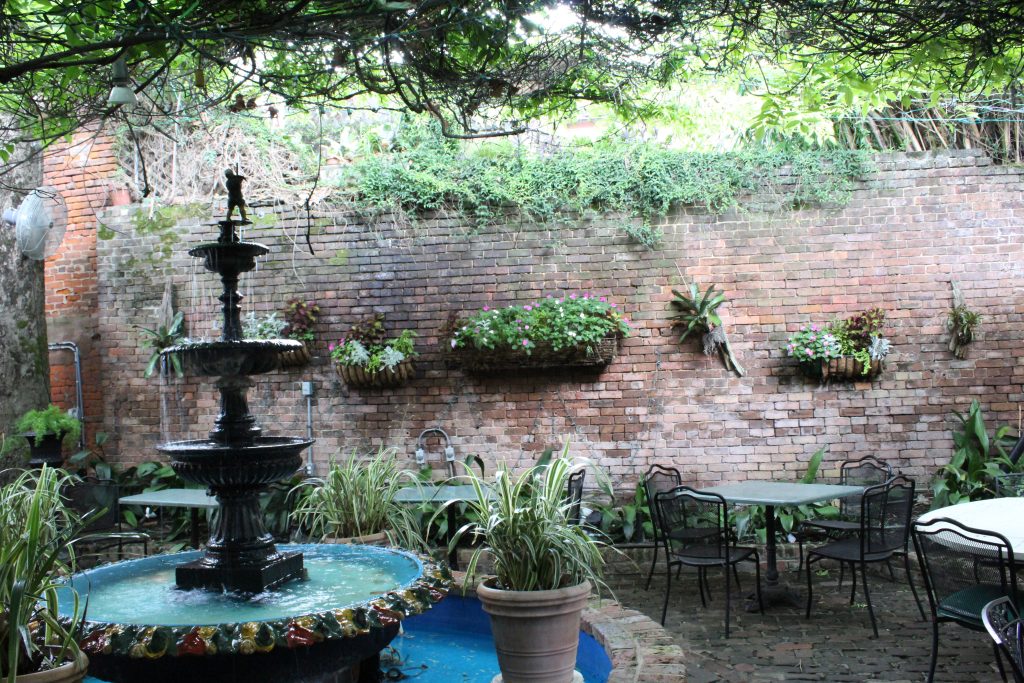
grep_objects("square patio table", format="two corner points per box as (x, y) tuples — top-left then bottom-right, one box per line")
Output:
(700, 481), (865, 608)
(118, 488), (218, 550)
(394, 484), (488, 571)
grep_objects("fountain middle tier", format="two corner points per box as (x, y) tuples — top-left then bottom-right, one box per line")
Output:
(162, 339), (304, 376)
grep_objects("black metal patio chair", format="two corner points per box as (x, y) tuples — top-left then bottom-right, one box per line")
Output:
(914, 517), (1018, 682)
(655, 486), (763, 637)
(795, 455), (892, 576)
(983, 596), (1024, 682)
(65, 477), (150, 567)
(642, 464), (682, 590)
(805, 475), (920, 637)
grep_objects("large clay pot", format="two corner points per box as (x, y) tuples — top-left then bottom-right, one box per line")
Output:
(476, 579), (590, 683)
(16, 650), (89, 683)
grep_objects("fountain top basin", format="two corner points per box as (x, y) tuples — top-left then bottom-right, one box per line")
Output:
(63, 544), (450, 660)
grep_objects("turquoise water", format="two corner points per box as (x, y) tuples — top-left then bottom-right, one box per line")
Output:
(63, 544), (421, 626)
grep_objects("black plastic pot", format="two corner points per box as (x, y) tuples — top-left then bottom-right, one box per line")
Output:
(24, 431), (65, 468)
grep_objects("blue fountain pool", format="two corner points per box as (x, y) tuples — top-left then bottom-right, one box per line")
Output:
(82, 590), (612, 683)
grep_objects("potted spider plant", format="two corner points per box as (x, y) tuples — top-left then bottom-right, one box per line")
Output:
(1, 466), (87, 683)
(15, 407), (82, 469)
(447, 443), (605, 683)
(290, 447), (423, 549)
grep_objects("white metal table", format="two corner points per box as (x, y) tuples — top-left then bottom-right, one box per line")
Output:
(916, 498), (1024, 557)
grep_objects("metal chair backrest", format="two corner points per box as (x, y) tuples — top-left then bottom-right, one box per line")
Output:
(860, 475), (915, 556)
(995, 472), (1024, 498)
(643, 465), (682, 543)
(64, 477), (119, 533)
(983, 596), (1024, 682)
(655, 486), (729, 560)
(913, 517), (1018, 625)
(566, 469), (585, 525)
(838, 456), (892, 517)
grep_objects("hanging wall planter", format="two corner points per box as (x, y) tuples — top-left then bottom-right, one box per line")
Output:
(277, 342), (312, 368)
(451, 335), (619, 373)
(335, 359), (416, 388)
(447, 293), (630, 375)
(669, 282), (745, 377)
(787, 309), (891, 384)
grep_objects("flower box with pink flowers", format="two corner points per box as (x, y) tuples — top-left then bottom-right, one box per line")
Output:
(786, 308), (891, 382)
(448, 293), (630, 373)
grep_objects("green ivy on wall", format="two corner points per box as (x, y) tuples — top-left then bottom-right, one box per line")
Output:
(342, 122), (874, 248)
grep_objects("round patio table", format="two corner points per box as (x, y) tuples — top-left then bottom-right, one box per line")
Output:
(916, 498), (1024, 556)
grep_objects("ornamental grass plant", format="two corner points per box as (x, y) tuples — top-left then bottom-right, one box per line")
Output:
(450, 292), (630, 356)
(446, 444), (606, 593)
(0, 466), (85, 682)
(291, 447), (423, 549)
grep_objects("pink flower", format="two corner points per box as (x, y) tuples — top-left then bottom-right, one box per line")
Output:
(570, 293), (577, 299)
(599, 297), (607, 302)
(805, 349), (813, 356)
(329, 343), (335, 352)
(524, 305), (532, 311)
(809, 335), (816, 341)
(483, 305), (490, 312)
(610, 303), (617, 308)
(623, 318), (631, 325)
(522, 339), (529, 346)
(811, 324), (819, 332)
(801, 326), (807, 331)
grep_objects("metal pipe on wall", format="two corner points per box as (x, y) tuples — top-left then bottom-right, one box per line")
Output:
(48, 341), (85, 450)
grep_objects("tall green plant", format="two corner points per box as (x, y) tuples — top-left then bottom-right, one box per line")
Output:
(446, 443), (606, 592)
(291, 448), (423, 549)
(0, 467), (84, 682)
(931, 400), (1018, 508)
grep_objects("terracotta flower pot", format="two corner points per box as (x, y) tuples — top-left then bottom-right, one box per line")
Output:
(15, 650), (89, 683)
(476, 579), (591, 683)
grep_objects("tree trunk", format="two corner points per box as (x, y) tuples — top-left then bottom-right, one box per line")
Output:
(0, 146), (50, 445)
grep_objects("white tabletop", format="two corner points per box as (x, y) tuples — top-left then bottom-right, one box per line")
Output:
(916, 498), (1024, 555)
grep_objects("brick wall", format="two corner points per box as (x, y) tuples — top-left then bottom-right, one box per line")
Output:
(43, 131), (119, 439)
(89, 150), (1024, 491)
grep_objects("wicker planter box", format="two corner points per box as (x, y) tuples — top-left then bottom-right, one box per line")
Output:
(277, 342), (311, 368)
(335, 359), (415, 388)
(451, 336), (619, 373)
(803, 356), (883, 381)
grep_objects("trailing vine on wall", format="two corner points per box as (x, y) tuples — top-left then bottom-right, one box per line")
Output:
(119, 116), (873, 248)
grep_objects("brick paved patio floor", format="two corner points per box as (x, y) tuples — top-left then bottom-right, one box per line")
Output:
(610, 561), (1003, 682)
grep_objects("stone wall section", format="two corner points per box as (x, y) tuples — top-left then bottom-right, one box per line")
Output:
(89, 150), (1024, 491)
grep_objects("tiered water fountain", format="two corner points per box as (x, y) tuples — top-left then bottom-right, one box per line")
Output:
(64, 216), (450, 683)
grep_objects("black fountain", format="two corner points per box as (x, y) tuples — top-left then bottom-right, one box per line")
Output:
(161, 213), (310, 593)
(64, 189), (450, 683)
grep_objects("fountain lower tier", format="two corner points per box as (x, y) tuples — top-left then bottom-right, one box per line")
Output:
(160, 436), (313, 592)
(61, 544), (452, 683)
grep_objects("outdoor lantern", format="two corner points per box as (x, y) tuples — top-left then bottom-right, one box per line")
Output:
(108, 58), (137, 106)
